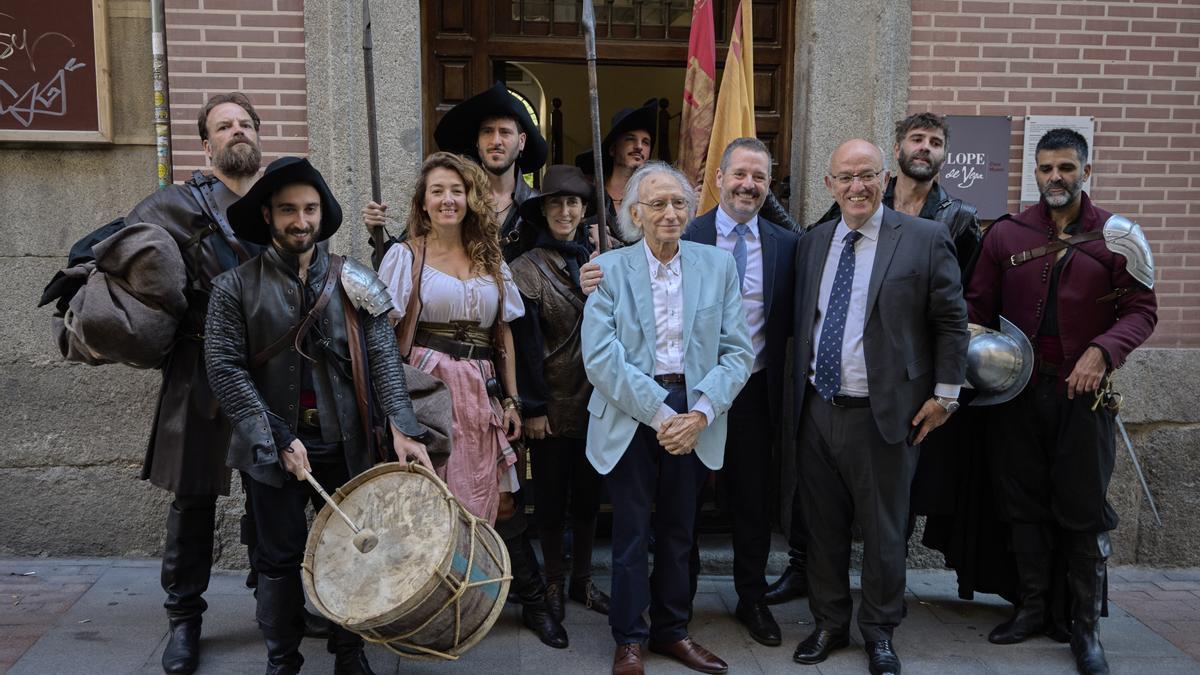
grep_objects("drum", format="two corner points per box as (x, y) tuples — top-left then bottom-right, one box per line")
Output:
(302, 462), (511, 660)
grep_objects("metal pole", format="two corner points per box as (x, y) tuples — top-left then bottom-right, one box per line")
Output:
(363, 0), (387, 268)
(150, 0), (172, 188)
(582, 0), (610, 252)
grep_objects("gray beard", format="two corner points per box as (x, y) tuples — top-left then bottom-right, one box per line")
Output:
(1041, 179), (1082, 209)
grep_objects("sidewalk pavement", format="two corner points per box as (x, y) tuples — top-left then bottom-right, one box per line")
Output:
(3, 557), (1199, 674)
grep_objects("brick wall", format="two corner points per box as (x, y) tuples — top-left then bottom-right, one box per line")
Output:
(909, 0), (1199, 347)
(164, 0), (307, 183)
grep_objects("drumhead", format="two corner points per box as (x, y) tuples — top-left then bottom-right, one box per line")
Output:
(310, 465), (454, 625)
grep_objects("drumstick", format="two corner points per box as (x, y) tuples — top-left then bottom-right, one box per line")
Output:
(299, 468), (379, 554)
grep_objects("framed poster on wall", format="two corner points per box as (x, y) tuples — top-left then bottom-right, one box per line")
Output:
(0, 0), (113, 143)
(942, 115), (1011, 220)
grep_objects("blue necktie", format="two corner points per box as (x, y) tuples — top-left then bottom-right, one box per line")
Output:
(814, 230), (863, 400)
(733, 223), (749, 290)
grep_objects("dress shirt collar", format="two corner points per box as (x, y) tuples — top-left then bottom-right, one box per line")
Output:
(715, 206), (760, 239)
(835, 204), (884, 243)
(642, 237), (682, 278)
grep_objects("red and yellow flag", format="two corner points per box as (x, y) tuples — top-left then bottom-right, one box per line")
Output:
(678, 0), (716, 188)
(699, 0), (755, 213)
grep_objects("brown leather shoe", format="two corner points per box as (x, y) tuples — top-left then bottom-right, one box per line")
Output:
(612, 643), (644, 675)
(649, 637), (729, 674)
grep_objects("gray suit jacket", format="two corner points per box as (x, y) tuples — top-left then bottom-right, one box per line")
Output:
(792, 206), (968, 445)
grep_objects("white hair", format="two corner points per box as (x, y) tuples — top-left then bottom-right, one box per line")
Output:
(615, 161), (698, 243)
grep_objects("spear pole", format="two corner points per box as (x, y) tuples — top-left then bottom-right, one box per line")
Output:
(363, 0), (386, 268)
(581, 0), (610, 252)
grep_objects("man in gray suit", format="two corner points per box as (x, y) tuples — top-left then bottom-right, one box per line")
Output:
(790, 139), (968, 675)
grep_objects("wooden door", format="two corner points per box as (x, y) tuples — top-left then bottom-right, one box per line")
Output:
(423, 0), (796, 201)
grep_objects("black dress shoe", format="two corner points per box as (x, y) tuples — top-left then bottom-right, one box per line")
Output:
(522, 602), (569, 649)
(735, 601), (781, 646)
(865, 639), (901, 675)
(792, 628), (849, 665)
(764, 566), (807, 605)
(162, 617), (201, 674)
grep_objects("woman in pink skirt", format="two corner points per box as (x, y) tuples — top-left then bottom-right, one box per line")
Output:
(366, 151), (569, 649)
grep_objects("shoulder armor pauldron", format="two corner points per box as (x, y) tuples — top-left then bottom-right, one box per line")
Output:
(1103, 214), (1155, 290)
(340, 256), (394, 317)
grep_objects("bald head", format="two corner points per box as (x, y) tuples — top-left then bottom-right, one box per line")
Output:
(825, 138), (888, 229)
(827, 139), (885, 174)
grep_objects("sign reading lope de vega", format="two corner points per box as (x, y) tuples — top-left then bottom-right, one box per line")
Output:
(941, 115), (1012, 220)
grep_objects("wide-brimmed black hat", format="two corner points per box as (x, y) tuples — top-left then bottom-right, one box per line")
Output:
(574, 98), (658, 176)
(519, 165), (594, 229)
(434, 82), (548, 174)
(227, 156), (343, 246)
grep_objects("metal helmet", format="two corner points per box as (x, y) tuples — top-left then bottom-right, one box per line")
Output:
(1103, 214), (1155, 290)
(965, 316), (1034, 407)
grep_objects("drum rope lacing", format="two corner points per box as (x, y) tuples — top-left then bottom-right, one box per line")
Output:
(363, 491), (513, 661)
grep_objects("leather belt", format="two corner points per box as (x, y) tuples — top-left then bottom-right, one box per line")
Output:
(654, 373), (685, 386)
(807, 383), (870, 408)
(1037, 360), (1061, 377)
(414, 330), (494, 361)
(830, 394), (871, 408)
(300, 408), (320, 428)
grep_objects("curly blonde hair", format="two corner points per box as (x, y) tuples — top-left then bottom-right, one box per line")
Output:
(406, 152), (503, 283)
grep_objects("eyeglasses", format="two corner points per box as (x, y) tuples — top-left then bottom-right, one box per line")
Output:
(829, 171), (882, 186)
(637, 198), (689, 213)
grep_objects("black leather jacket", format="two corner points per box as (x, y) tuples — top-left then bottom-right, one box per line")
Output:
(815, 179), (981, 272)
(205, 243), (424, 487)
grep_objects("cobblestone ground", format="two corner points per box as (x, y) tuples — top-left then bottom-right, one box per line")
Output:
(2, 558), (1198, 674)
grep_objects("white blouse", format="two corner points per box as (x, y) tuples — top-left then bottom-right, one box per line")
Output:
(378, 243), (525, 328)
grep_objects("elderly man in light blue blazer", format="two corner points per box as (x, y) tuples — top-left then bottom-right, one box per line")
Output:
(582, 161), (753, 675)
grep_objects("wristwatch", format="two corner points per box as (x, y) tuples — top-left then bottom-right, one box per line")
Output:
(934, 396), (960, 414)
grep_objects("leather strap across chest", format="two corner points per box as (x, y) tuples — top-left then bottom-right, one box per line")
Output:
(1006, 229), (1104, 268)
(249, 254), (345, 369)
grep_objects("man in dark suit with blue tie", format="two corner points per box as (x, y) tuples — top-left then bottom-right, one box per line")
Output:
(683, 138), (799, 647)
(790, 139), (968, 675)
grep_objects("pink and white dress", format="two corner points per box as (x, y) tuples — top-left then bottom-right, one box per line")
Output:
(378, 244), (525, 524)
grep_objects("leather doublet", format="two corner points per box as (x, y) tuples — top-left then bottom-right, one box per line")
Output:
(206, 245), (423, 487)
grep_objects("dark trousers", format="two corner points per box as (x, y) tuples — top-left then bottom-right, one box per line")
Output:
(245, 459), (362, 650)
(530, 435), (603, 586)
(687, 369), (773, 603)
(987, 374), (1118, 533)
(799, 389), (919, 642)
(608, 383), (708, 645)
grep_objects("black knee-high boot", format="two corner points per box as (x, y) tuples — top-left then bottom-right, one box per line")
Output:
(990, 523), (1061, 645)
(497, 511), (568, 649)
(1068, 532), (1110, 675)
(257, 573), (305, 675)
(161, 496), (215, 674)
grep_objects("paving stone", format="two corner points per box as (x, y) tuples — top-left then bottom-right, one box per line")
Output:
(4, 560), (1199, 673)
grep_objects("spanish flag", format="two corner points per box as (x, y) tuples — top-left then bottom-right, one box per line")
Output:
(699, 0), (755, 214)
(678, 0), (716, 188)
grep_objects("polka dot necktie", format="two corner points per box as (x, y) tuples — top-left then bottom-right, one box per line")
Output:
(814, 230), (864, 401)
(733, 223), (749, 290)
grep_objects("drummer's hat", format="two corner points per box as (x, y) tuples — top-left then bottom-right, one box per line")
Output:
(227, 156), (343, 246)
(574, 98), (658, 177)
(433, 82), (548, 174)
